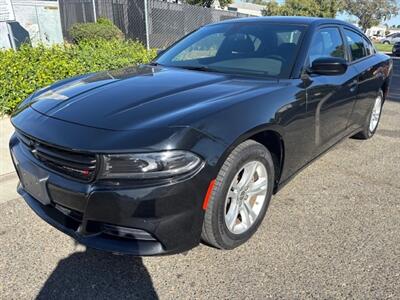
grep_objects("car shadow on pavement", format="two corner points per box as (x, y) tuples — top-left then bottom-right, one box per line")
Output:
(36, 247), (158, 300)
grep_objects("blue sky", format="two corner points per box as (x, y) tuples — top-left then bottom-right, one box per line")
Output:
(234, 0), (400, 26)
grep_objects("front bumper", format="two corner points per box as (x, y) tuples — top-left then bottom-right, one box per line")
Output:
(10, 134), (211, 256)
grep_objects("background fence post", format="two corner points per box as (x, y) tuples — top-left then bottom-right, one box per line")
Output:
(92, 0), (97, 22)
(144, 0), (150, 50)
(6, 22), (17, 50)
(34, 0), (43, 43)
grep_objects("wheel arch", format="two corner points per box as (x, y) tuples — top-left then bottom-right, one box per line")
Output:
(216, 125), (285, 193)
(250, 130), (285, 193)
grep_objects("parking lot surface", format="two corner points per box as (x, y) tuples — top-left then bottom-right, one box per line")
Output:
(1, 60), (399, 299)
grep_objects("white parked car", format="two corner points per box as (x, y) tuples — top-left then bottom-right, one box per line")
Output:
(381, 33), (400, 44)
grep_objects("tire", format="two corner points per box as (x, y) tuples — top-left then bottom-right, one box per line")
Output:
(201, 140), (275, 250)
(353, 90), (384, 140)
(383, 41), (390, 45)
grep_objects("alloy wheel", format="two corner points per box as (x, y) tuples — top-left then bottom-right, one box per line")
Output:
(224, 161), (268, 234)
(369, 94), (382, 133)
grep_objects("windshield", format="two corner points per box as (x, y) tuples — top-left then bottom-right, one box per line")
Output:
(156, 22), (307, 79)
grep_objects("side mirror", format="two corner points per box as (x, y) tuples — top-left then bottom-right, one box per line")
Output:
(309, 57), (348, 76)
(157, 49), (165, 56)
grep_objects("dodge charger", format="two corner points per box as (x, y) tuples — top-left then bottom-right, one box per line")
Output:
(10, 17), (392, 255)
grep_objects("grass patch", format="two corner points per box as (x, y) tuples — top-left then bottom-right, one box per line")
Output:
(374, 43), (393, 53)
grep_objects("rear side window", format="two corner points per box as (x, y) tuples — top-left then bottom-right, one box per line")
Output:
(344, 29), (367, 61)
(363, 37), (375, 56)
(308, 27), (346, 64)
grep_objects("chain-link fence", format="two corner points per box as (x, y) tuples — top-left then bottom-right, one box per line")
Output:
(59, 0), (250, 49)
(146, 0), (250, 49)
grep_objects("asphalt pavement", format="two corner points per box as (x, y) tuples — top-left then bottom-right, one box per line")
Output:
(0, 60), (399, 299)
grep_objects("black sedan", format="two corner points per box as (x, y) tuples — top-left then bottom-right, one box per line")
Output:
(10, 17), (392, 255)
(392, 41), (400, 56)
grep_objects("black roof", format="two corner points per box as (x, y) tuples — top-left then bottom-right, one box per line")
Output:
(217, 16), (361, 32)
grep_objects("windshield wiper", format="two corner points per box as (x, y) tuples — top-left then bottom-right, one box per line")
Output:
(147, 62), (163, 67)
(179, 65), (209, 71)
(177, 65), (273, 78)
(178, 65), (222, 73)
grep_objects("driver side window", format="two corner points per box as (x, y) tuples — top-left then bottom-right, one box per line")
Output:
(308, 27), (346, 65)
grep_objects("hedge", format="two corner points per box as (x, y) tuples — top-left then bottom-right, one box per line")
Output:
(69, 17), (124, 43)
(0, 40), (156, 115)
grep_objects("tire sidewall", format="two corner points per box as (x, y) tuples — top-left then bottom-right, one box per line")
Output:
(213, 143), (275, 249)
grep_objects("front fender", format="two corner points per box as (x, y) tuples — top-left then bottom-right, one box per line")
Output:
(188, 79), (307, 183)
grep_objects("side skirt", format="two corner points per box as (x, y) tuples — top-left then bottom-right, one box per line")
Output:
(274, 127), (363, 194)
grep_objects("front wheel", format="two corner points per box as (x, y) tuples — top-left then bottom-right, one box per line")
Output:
(201, 140), (275, 250)
(353, 90), (383, 140)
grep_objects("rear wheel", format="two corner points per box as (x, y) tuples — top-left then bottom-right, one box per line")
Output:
(201, 140), (274, 249)
(353, 90), (383, 140)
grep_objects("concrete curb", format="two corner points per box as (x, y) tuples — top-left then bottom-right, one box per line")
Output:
(0, 117), (15, 176)
(0, 171), (17, 183)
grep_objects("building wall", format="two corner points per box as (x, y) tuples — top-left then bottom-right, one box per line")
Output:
(0, 22), (12, 49)
(226, 3), (263, 17)
(7, 0), (63, 46)
(0, 0), (14, 21)
(234, 7), (262, 16)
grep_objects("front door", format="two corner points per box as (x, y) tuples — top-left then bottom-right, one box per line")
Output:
(305, 26), (358, 154)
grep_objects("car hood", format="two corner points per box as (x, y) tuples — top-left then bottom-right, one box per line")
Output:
(26, 65), (282, 131)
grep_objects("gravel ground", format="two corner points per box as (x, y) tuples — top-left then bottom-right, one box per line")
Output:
(1, 61), (399, 300)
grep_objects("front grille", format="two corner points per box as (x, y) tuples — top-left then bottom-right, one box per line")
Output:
(17, 131), (97, 182)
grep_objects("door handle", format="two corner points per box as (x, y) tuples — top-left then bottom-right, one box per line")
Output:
(349, 80), (358, 93)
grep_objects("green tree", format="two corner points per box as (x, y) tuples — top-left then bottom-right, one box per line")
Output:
(262, 0), (343, 18)
(397, 24), (400, 28)
(315, 0), (344, 18)
(185, 0), (233, 8)
(262, 0), (281, 15)
(342, 0), (399, 31)
(278, 0), (319, 16)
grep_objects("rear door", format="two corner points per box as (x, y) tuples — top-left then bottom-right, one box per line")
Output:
(305, 26), (359, 152)
(343, 28), (385, 129)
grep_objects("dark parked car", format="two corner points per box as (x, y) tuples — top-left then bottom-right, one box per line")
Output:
(10, 17), (392, 255)
(392, 41), (400, 56)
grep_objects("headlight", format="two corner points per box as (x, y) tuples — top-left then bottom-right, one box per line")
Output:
(99, 151), (203, 179)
